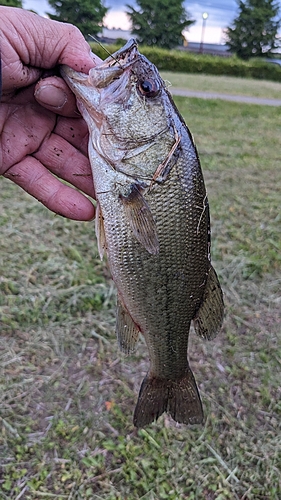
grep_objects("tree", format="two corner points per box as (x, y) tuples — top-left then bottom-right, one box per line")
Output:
(225, 0), (281, 59)
(47, 0), (108, 38)
(126, 0), (194, 49)
(0, 0), (22, 6)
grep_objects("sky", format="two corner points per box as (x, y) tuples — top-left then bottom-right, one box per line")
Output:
(101, 0), (238, 44)
(22, 0), (279, 44)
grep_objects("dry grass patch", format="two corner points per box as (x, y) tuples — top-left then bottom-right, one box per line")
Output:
(0, 97), (280, 499)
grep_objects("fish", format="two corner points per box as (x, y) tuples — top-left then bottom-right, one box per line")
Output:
(61, 39), (224, 428)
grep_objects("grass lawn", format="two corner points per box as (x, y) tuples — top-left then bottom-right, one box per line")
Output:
(160, 71), (281, 100)
(0, 95), (280, 499)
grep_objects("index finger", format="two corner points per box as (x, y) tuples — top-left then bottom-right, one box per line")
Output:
(1, 7), (101, 91)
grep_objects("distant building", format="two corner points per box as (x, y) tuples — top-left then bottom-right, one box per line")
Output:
(98, 27), (132, 44)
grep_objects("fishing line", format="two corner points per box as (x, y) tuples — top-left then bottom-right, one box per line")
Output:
(88, 34), (123, 68)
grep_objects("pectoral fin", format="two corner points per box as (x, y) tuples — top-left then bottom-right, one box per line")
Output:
(193, 266), (224, 340)
(116, 295), (140, 354)
(119, 183), (159, 255)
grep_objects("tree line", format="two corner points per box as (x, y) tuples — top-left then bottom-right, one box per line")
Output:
(1, 0), (280, 60)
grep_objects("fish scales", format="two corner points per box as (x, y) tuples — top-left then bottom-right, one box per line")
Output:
(61, 39), (224, 428)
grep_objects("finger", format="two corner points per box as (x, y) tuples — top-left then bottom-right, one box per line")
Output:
(2, 8), (100, 84)
(33, 132), (95, 198)
(0, 100), (55, 170)
(53, 24), (102, 71)
(54, 116), (89, 155)
(34, 76), (80, 117)
(1, 84), (38, 105)
(4, 156), (95, 221)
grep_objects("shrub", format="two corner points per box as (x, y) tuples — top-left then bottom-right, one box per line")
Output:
(90, 42), (281, 82)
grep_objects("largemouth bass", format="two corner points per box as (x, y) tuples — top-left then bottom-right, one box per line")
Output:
(61, 39), (224, 428)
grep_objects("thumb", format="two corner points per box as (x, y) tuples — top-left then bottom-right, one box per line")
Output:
(34, 76), (79, 117)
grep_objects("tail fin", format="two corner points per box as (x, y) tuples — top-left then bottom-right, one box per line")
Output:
(133, 368), (203, 428)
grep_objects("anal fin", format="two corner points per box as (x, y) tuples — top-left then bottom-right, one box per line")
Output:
(116, 295), (140, 354)
(193, 265), (224, 340)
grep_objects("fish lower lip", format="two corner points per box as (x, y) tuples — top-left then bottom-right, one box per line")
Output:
(60, 65), (88, 84)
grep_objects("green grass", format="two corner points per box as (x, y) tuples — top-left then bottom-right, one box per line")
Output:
(1, 95), (280, 499)
(160, 71), (281, 99)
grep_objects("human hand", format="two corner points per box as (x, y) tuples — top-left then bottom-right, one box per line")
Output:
(0, 6), (101, 220)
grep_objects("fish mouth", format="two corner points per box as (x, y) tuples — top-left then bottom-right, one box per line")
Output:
(60, 39), (139, 89)
(61, 37), (161, 108)
(86, 39), (140, 90)
(101, 38), (139, 69)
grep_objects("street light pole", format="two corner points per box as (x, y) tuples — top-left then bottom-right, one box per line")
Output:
(199, 12), (209, 53)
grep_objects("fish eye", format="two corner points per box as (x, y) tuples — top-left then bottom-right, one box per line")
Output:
(138, 79), (160, 98)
